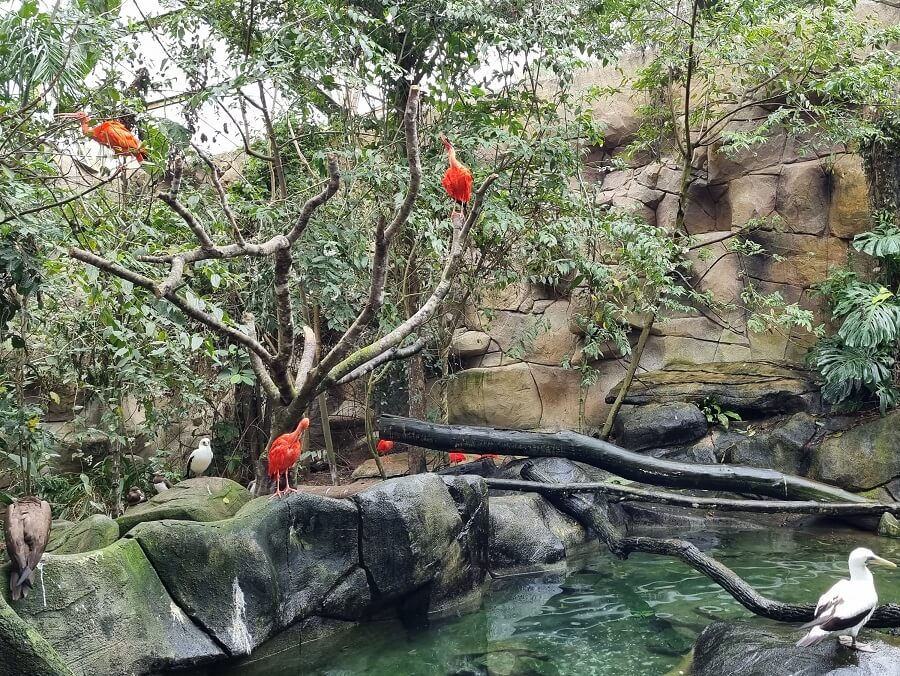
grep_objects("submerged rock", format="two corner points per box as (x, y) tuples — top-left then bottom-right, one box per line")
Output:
(4, 538), (222, 674)
(877, 512), (900, 538)
(129, 491), (362, 655)
(46, 514), (119, 554)
(691, 621), (900, 675)
(605, 361), (821, 416)
(808, 410), (900, 492)
(116, 477), (251, 534)
(613, 402), (708, 450)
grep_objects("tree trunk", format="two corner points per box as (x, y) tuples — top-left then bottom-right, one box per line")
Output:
(378, 415), (867, 503)
(521, 462), (900, 628)
(601, 313), (654, 440)
(406, 354), (428, 474)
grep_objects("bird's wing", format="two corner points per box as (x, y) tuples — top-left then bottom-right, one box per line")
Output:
(22, 501), (52, 571)
(185, 449), (197, 477)
(3, 502), (29, 572)
(801, 579), (876, 631)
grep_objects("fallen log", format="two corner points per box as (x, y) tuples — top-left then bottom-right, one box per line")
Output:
(379, 415), (866, 503)
(484, 478), (900, 517)
(520, 462), (900, 627)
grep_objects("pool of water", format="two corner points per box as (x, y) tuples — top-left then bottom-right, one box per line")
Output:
(226, 525), (900, 676)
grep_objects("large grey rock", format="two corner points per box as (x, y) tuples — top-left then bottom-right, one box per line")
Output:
(0, 595), (74, 676)
(117, 477), (251, 534)
(725, 412), (818, 475)
(46, 514), (119, 554)
(353, 473), (488, 613)
(4, 539), (222, 674)
(488, 491), (588, 571)
(130, 491), (362, 655)
(613, 402), (708, 450)
(605, 361), (822, 416)
(809, 410), (900, 492)
(691, 621), (900, 675)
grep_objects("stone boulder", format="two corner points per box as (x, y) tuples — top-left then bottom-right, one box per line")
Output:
(0, 595), (74, 676)
(605, 361), (821, 416)
(4, 539), (222, 674)
(130, 491), (362, 655)
(451, 330), (493, 358)
(691, 621), (900, 676)
(116, 477), (251, 534)
(353, 473), (488, 614)
(46, 514), (119, 554)
(878, 512), (900, 538)
(724, 412), (818, 476)
(612, 402), (708, 450)
(808, 410), (900, 492)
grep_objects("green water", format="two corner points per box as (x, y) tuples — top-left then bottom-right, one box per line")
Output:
(230, 526), (900, 676)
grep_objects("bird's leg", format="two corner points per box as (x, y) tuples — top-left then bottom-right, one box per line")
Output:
(271, 472), (283, 499)
(283, 471), (298, 494)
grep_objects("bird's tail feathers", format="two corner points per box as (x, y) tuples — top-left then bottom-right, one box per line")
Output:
(9, 566), (34, 601)
(796, 628), (827, 647)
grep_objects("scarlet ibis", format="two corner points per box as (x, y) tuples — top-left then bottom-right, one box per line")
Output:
(185, 438), (214, 478)
(267, 418), (311, 497)
(448, 452), (467, 464)
(56, 111), (145, 163)
(441, 135), (473, 214)
(376, 439), (394, 456)
(4, 496), (51, 601)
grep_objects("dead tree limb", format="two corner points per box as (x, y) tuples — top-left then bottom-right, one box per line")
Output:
(520, 462), (900, 627)
(377, 415), (866, 503)
(484, 478), (900, 516)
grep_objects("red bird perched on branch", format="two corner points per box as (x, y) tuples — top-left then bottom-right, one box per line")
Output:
(267, 418), (310, 497)
(376, 439), (394, 456)
(56, 111), (146, 164)
(441, 135), (473, 214)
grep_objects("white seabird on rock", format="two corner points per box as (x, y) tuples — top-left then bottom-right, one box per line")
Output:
(185, 438), (214, 478)
(796, 547), (895, 652)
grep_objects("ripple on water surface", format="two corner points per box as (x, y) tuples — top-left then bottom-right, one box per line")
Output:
(222, 527), (900, 676)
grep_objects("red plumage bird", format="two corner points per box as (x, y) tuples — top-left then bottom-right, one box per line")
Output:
(448, 452), (467, 465)
(56, 111), (146, 164)
(441, 135), (473, 214)
(267, 417), (310, 497)
(376, 439), (394, 456)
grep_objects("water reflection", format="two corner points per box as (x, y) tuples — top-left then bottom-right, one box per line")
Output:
(223, 526), (900, 676)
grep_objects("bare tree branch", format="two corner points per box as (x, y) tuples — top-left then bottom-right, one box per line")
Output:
(292, 325), (318, 396)
(243, 312), (281, 400)
(322, 174), (498, 389)
(335, 337), (426, 385)
(69, 247), (276, 364)
(384, 86), (422, 241)
(194, 146), (245, 245)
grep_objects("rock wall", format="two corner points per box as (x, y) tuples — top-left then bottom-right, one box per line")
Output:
(447, 2), (898, 431)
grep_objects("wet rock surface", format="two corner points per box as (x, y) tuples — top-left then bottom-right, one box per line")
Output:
(691, 621), (900, 676)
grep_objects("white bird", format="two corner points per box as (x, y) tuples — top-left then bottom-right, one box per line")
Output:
(796, 547), (896, 652)
(185, 438), (214, 478)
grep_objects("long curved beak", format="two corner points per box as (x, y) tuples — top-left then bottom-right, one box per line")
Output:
(871, 555), (897, 568)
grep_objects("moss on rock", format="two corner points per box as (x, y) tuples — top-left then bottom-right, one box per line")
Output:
(116, 477), (251, 534)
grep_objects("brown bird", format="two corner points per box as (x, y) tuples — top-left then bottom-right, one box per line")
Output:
(151, 472), (172, 494)
(126, 487), (146, 506)
(3, 496), (52, 601)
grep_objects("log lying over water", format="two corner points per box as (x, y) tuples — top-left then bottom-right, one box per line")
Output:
(520, 463), (900, 628)
(378, 415), (866, 503)
(484, 478), (900, 517)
